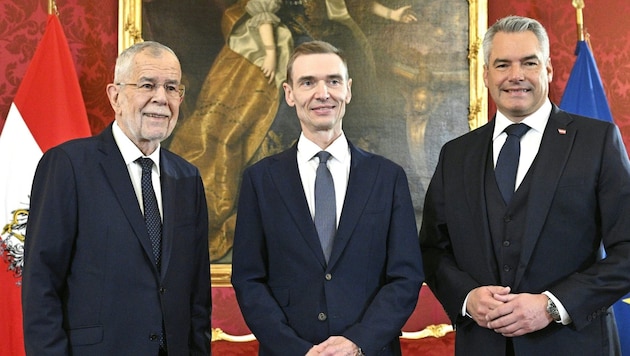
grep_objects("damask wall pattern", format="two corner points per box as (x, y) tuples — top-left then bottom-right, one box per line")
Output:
(488, 1), (630, 149)
(0, 0), (117, 135)
(1, 1), (629, 148)
(0, 0), (629, 353)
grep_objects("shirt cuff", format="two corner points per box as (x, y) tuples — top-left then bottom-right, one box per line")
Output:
(543, 291), (572, 325)
(462, 291), (472, 317)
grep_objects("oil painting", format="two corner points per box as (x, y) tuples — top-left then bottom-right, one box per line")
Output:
(119, 0), (487, 284)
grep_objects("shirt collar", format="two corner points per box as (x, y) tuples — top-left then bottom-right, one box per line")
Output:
(112, 121), (161, 174)
(297, 132), (350, 164)
(493, 99), (552, 140)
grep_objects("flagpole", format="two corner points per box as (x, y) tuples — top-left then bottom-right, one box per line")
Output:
(48, 0), (59, 16)
(572, 0), (585, 41)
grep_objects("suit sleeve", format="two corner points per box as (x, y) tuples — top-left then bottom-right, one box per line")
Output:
(22, 148), (77, 355)
(189, 173), (211, 355)
(419, 146), (483, 323)
(231, 168), (314, 354)
(550, 124), (630, 330)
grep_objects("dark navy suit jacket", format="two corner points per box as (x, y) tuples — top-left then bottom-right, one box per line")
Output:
(421, 105), (630, 355)
(232, 141), (424, 355)
(22, 124), (211, 355)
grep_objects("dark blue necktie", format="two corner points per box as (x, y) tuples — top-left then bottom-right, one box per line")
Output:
(314, 151), (336, 262)
(495, 123), (530, 204)
(136, 158), (166, 350)
(137, 158), (162, 269)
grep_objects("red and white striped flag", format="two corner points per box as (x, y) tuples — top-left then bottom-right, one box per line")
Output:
(0, 14), (90, 356)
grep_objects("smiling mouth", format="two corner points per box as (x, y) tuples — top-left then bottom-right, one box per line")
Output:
(144, 113), (169, 119)
(504, 89), (530, 93)
(311, 105), (335, 111)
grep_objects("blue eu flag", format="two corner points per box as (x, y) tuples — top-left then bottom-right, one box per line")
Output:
(560, 39), (630, 355)
(559, 40), (613, 123)
(614, 295), (630, 355)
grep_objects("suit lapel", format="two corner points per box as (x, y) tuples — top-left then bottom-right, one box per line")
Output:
(465, 122), (501, 282)
(514, 107), (575, 289)
(98, 126), (160, 275)
(269, 146), (328, 268)
(159, 152), (174, 278)
(326, 145), (375, 267)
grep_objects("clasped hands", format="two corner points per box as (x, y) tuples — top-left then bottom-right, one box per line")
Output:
(305, 336), (361, 356)
(467, 286), (554, 337)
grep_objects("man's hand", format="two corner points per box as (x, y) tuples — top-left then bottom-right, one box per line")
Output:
(486, 293), (552, 337)
(307, 336), (361, 356)
(466, 286), (511, 327)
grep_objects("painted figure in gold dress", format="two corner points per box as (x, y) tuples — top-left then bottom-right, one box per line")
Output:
(168, 0), (417, 261)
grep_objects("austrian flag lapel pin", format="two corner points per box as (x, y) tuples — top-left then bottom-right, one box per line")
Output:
(558, 128), (567, 135)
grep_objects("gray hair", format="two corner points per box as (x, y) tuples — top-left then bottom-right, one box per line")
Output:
(482, 16), (550, 65)
(114, 41), (178, 83)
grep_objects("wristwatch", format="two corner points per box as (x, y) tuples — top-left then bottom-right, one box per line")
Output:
(546, 298), (561, 322)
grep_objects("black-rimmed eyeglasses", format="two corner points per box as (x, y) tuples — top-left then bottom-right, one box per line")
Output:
(116, 82), (185, 99)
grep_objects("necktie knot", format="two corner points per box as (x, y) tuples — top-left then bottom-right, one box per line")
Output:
(504, 123), (530, 139)
(316, 151), (332, 166)
(137, 157), (154, 173)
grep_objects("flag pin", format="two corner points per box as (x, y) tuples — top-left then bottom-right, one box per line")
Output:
(558, 128), (567, 135)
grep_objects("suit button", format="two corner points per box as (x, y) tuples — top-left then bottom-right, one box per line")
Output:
(504, 215), (512, 222)
(150, 333), (159, 341)
(318, 312), (327, 321)
(503, 240), (510, 247)
(503, 265), (511, 272)
(159, 287), (166, 294)
(325, 273), (332, 281)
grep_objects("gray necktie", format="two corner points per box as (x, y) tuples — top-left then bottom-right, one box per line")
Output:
(495, 123), (530, 204)
(314, 151), (336, 262)
(137, 158), (162, 269)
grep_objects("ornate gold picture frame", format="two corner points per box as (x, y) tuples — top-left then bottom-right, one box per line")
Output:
(118, 0), (488, 286)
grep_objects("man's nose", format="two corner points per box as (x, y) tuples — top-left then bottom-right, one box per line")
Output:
(508, 64), (525, 81)
(314, 81), (330, 99)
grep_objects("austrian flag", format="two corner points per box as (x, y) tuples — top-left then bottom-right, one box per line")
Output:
(0, 14), (90, 356)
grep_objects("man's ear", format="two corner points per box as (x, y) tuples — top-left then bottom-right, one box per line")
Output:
(483, 65), (489, 88)
(106, 84), (121, 112)
(282, 82), (296, 107)
(345, 78), (352, 104)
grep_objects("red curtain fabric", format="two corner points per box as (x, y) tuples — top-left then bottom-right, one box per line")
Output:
(211, 286), (455, 355)
(212, 341), (259, 355)
(401, 334), (455, 355)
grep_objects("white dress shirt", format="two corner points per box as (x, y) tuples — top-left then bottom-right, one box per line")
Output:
(112, 121), (163, 220)
(492, 99), (551, 190)
(296, 132), (351, 226)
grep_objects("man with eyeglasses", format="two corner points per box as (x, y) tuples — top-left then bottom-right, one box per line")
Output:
(22, 41), (211, 356)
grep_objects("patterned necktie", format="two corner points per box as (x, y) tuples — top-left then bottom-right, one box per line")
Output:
(136, 158), (162, 269)
(314, 151), (336, 262)
(495, 123), (530, 204)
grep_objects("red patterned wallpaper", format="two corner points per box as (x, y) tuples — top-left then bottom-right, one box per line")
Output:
(2, 1), (627, 353)
(0, 0), (117, 135)
(488, 1), (630, 149)
(1, 1), (629, 146)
